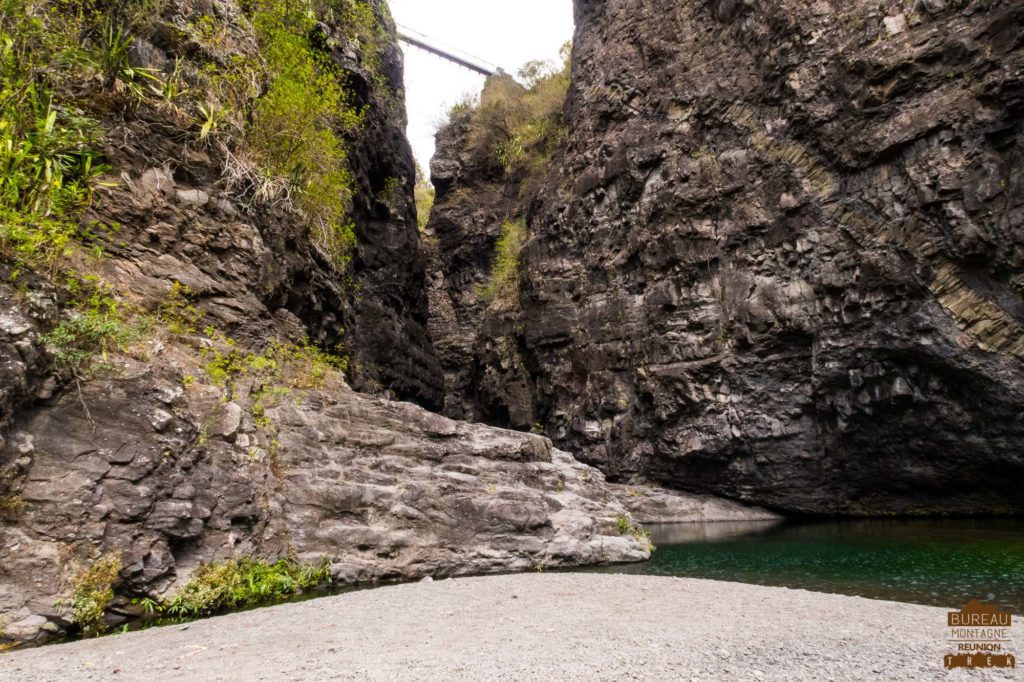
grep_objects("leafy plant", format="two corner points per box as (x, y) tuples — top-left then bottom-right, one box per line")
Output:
(41, 280), (147, 377)
(0, 4), (112, 271)
(158, 280), (204, 335)
(196, 102), (228, 140)
(202, 331), (348, 395)
(0, 494), (24, 520)
(95, 21), (160, 98)
(376, 176), (400, 212)
(615, 514), (654, 551)
(162, 557), (331, 618)
(69, 555), (122, 638)
(152, 57), (186, 102)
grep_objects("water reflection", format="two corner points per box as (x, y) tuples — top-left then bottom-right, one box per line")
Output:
(594, 518), (1024, 614)
(646, 520), (784, 545)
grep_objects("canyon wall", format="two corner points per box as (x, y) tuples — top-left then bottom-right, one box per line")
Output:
(0, 0), (650, 646)
(427, 0), (1024, 514)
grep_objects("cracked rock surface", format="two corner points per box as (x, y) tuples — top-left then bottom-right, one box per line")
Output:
(0, 373), (649, 646)
(426, 0), (1024, 514)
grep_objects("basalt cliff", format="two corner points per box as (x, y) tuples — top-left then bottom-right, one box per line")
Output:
(426, 0), (1024, 515)
(1, 0), (1022, 651)
(0, 0), (670, 647)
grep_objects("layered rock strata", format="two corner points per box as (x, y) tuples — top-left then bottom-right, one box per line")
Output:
(0, 368), (648, 645)
(427, 0), (1024, 514)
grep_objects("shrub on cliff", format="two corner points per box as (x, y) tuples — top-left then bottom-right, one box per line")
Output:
(69, 556), (122, 638)
(479, 218), (526, 305)
(414, 164), (434, 230)
(463, 42), (571, 193)
(245, 0), (367, 269)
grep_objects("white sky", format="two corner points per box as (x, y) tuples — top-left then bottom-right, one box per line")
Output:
(388, 0), (574, 173)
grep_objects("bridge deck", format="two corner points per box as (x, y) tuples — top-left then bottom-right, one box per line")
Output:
(397, 30), (497, 77)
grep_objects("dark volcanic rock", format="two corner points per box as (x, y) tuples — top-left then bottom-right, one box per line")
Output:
(428, 0), (1024, 514)
(339, 1), (443, 407)
(81, 0), (441, 408)
(425, 100), (536, 428)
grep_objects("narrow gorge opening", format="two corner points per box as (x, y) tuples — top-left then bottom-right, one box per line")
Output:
(0, 0), (1021, 669)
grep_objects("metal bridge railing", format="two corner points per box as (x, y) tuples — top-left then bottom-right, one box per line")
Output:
(396, 24), (500, 77)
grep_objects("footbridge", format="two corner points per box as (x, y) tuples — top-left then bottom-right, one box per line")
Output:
(396, 24), (501, 76)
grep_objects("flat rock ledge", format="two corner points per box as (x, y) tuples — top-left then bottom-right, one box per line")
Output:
(608, 483), (782, 524)
(0, 375), (652, 647)
(4, 573), (1018, 681)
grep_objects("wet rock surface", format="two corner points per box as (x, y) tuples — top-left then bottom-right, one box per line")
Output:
(426, 0), (1024, 514)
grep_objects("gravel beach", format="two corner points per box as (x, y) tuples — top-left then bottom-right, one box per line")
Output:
(2, 574), (1019, 681)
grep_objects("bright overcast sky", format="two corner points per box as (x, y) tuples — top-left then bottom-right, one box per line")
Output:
(388, 0), (574, 173)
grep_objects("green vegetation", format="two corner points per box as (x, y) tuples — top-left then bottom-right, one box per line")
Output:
(0, 3), (171, 380)
(41, 278), (148, 378)
(315, 0), (394, 101)
(479, 218), (526, 304)
(207, 0), (401, 268)
(446, 93), (478, 119)
(0, 494), (24, 520)
(615, 513), (655, 551)
(202, 331), (348, 395)
(414, 165), (434, 231)
(251, 385), (292, 430)
(463, 42), (571, 193)
(69, 555), (121, 638)
(0, 1), (111, 272)
(376, 175), (401, 214)
(158, 281), (205, 336)
(246, 0), (366, 268)
(209, 0), (399, 269)
(160, 557), (331, 618)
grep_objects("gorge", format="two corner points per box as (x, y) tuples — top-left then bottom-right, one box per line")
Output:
(0, 0), (1022, 650)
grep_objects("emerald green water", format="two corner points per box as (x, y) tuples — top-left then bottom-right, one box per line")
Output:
(595, 519), (1024, 614)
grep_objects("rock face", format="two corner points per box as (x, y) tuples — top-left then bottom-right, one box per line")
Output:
(0, 370), (648, 646)
(427, 0), (1024, 513)
(0, 0), (665, 648)
(607, 484), (781, 525)
(426, 98), (535, 427)
(342, 2), (443, 407)
(77, 0), (442, 409)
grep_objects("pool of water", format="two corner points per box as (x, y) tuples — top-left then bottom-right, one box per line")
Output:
(593, 519), (1024, 614)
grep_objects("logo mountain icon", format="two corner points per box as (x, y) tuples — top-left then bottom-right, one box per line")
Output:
(949, 599), (1012, 627)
